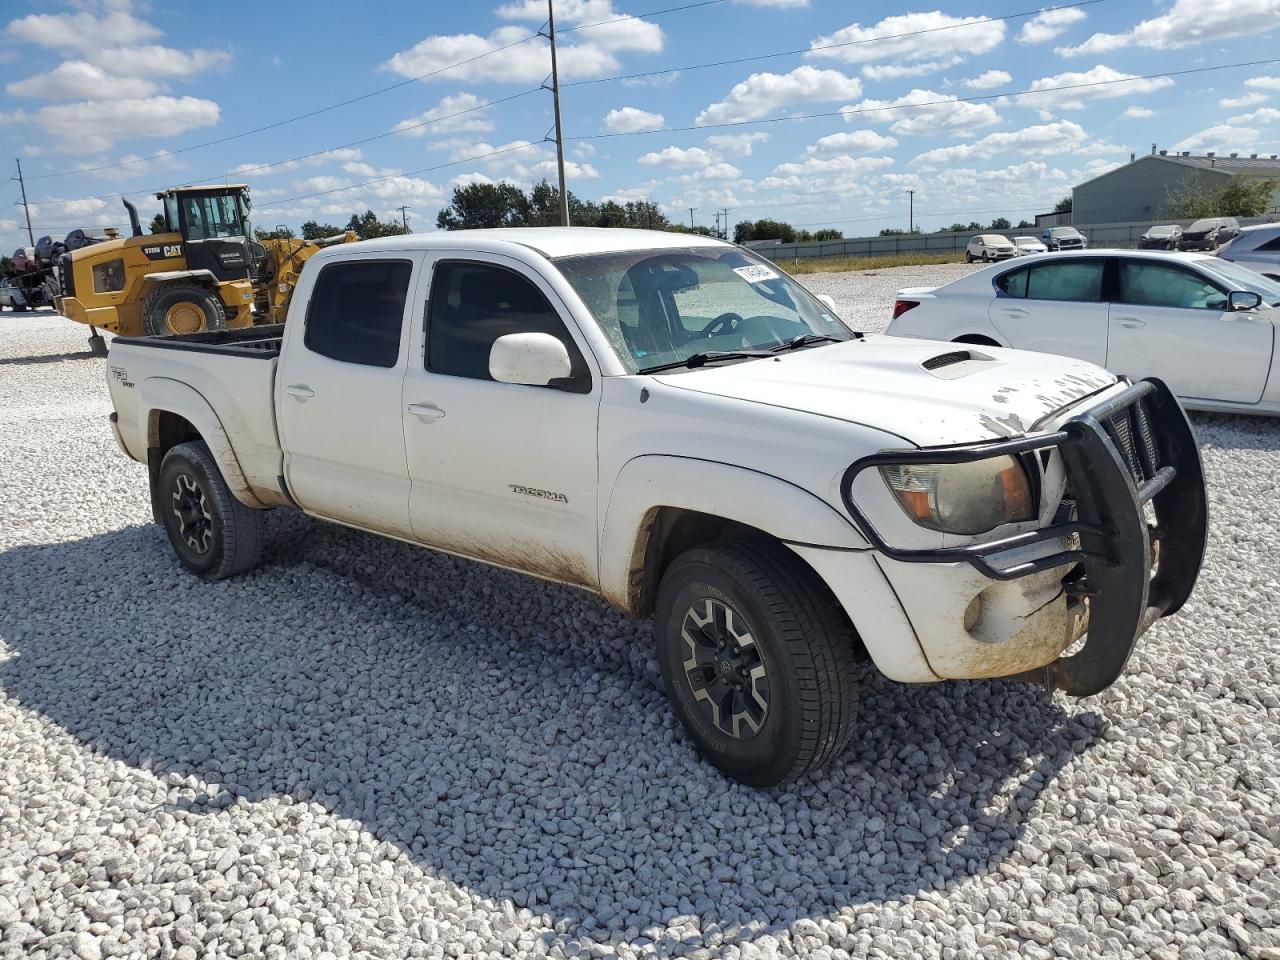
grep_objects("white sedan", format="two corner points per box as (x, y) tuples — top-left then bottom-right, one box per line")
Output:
(887, 250), (1280, 414)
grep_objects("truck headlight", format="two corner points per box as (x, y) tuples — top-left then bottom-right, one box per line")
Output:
(879, 456), (1035, 535)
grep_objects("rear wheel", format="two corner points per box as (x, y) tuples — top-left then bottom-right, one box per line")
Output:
(143, 284), (226, 337)
(655, 538), (860, 786)
(157, 441), (263, 580)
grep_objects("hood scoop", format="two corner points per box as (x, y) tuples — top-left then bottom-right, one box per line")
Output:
(922, 348), (998, 379)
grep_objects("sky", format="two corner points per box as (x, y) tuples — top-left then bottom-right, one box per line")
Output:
(2, 0), (1280, 250)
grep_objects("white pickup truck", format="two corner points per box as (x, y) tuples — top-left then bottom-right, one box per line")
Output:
(105, 228), (1208, 785)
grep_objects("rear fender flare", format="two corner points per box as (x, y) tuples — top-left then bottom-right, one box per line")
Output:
(599, 454), (868, 611)
(139, 377), (265, 508)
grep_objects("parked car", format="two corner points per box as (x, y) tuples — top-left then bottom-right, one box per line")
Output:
(964, 234), (1017, 262)
(0, 277), (27, 311)
(104, 228), (1207, 786)
(1178, 217), (1240, 251)
(1139, 225), (1183, 250)
(1216, 222), (1280, 280)
(1013, 236), (1047, 256)
(888, 249), (1280, 414)
(1041, 226), (1088, 251)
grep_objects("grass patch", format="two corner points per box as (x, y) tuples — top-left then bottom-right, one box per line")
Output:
(782, 251), (966, 274)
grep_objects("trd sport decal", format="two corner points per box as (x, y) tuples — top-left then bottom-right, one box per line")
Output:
(509, 484), (568, 503)
(140, 243), (183, 261)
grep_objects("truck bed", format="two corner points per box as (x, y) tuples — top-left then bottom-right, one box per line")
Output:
(107, 323), (288, 507)
(112, 323), (284, 357)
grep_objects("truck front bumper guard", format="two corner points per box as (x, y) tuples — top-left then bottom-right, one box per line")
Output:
(840, 378), (1208, 697)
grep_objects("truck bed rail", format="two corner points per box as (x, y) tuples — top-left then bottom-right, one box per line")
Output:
(113, 323), (284, 358)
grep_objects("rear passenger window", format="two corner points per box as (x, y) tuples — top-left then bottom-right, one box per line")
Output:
(996, 267), (1028, 298)
(1258, 235), (1280, 252)
(427, 261), (587, 383)
(305, 260), (412, 368)
(1026, 261), (1103, 303)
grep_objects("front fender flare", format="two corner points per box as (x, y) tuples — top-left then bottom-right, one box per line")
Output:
(599, 454), (868, 611)
(138, 377), (266, 509)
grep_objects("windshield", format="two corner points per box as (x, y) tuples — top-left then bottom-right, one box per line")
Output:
(554, 246), (853, 373)
(982, 235), (1011, 244)
(1200, 257), (1280, 306)
(182, 193), (246, 240)
(1014, 237), (1040, 246)
(1051, 228), (1081, 238)
(1187, 219), (1222, 232)
(1147, 226), (1177, 236)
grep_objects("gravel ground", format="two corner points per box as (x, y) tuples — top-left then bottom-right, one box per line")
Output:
(2, 274), (1279, 960)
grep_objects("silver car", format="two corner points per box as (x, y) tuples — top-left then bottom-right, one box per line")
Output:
(964, 234), (1017, 262)
(1, 277), (29, 311)
(1216, 223), (1280, 280)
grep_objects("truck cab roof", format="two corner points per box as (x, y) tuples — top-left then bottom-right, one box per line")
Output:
(318, 227), (731, 261)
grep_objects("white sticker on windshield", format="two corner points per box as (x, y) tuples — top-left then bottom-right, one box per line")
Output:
(733, 264), (779, 283)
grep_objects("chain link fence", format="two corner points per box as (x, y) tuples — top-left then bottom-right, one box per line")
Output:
(750, 216), (1278, 264)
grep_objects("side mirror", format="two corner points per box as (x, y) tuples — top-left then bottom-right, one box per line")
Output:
(489, 332), (572, 387)
(1229, 290), (1263, 312)
(815, 293), (837, 312)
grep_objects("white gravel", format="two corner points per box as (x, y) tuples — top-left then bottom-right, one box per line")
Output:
(2, 284), (1279, 960)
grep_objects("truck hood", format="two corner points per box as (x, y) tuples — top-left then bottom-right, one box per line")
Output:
(653, 335), (1117, 447)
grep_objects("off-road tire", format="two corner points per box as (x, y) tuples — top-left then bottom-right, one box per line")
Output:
(157, 441), (263, 580)
(655, 538), (860, 786)
(142, 283), (226, 337)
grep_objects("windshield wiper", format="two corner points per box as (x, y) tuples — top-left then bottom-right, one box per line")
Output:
(771, 334), (849, 353)
(638, 350), (775, 374)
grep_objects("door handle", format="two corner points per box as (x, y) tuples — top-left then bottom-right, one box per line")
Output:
(1115, 317), (1145, 329)
(1002, 308), (1029, 318)
(285, 384), (315, 400)
(406, 402), (446, 422)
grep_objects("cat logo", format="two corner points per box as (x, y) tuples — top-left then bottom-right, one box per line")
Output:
(140, 243), (183, 261)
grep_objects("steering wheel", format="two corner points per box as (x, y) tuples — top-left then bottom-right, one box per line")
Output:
(700, 312), (744, 337)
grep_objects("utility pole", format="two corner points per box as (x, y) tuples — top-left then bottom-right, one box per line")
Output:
(906, 189), (915, 234)
(14, 159), (34, 246)
(542, 0), (570, 226)
(397, 205), (411, 232)
(688, 207), (697, 230)
(723, 207), (731, 241)
(714, 211), (721, 238)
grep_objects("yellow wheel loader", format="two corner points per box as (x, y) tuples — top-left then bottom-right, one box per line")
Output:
(54, 184), (354, 355)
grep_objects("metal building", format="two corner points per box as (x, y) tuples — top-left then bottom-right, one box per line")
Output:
(1072, 150), (1280, 225)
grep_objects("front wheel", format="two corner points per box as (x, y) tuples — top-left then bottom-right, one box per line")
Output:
(655, 538), (860, 786)
(142, 284), (226, 337)
(157, 441), (264, 580)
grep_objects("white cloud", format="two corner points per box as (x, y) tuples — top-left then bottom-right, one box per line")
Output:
(383, 1), (662, 84)
(22, 96), (220, 153)
(807, 12), (1005, 67)
(1221, 91), (1269, 109)
(96, 46), (230, 78)
(760, 154), (894, 191)
(1122, 106), (1156, 119)
(231, 148), (364, 179)
(8, 7), (160, 51)
(910, 120), (1100, 167)
(6, 60), (158, 99)
(1018, 65), (1173, 112)
(963, 69), (1011, 90)
(603, 106), (664, 133)
(1017, 7), (1087, 44)
(695, 66), (862, 125)
(806, 130), (898, 155)
(841, 89), (1001, 136)
(394, 93), (495, 137)
(729, 0), (808, 6)
(74, 148), (182, 182)
(1246, 76), (1280, 91)
(1170, 123), (1270, 155)
(706, 132), (769, 156)
(1227, 107), (1280, 124)
(638, 146), (727, 169)
(861, 57), (963, 81)
(1057, 0), (1280, 56)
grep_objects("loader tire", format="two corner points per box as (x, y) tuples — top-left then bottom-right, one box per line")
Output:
(158, 441), (264, 581)
(143, 284), (226, 337)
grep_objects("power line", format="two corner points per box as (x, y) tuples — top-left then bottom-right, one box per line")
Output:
(565, 55), (1280, 140)
(563, 0), (1105, 89)
(26, 0), (729, 183)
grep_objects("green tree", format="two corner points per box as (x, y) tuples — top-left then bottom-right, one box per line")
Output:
(255, 226), (294, 240)
(1054, 196), (1073, 214)
(1017, 219), (1034, 228)
(988, 217), (1011, 230)
(346, 209), (409, 240)
(0, 255), (12, 278)
(735, 219), (796, 243)
(436, 182), (531, 229)
(1163, 176), (1277, 219)
(148, 213), (168, 234)
(301, 220), (344, 240)
(812, 228), (843, 241)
